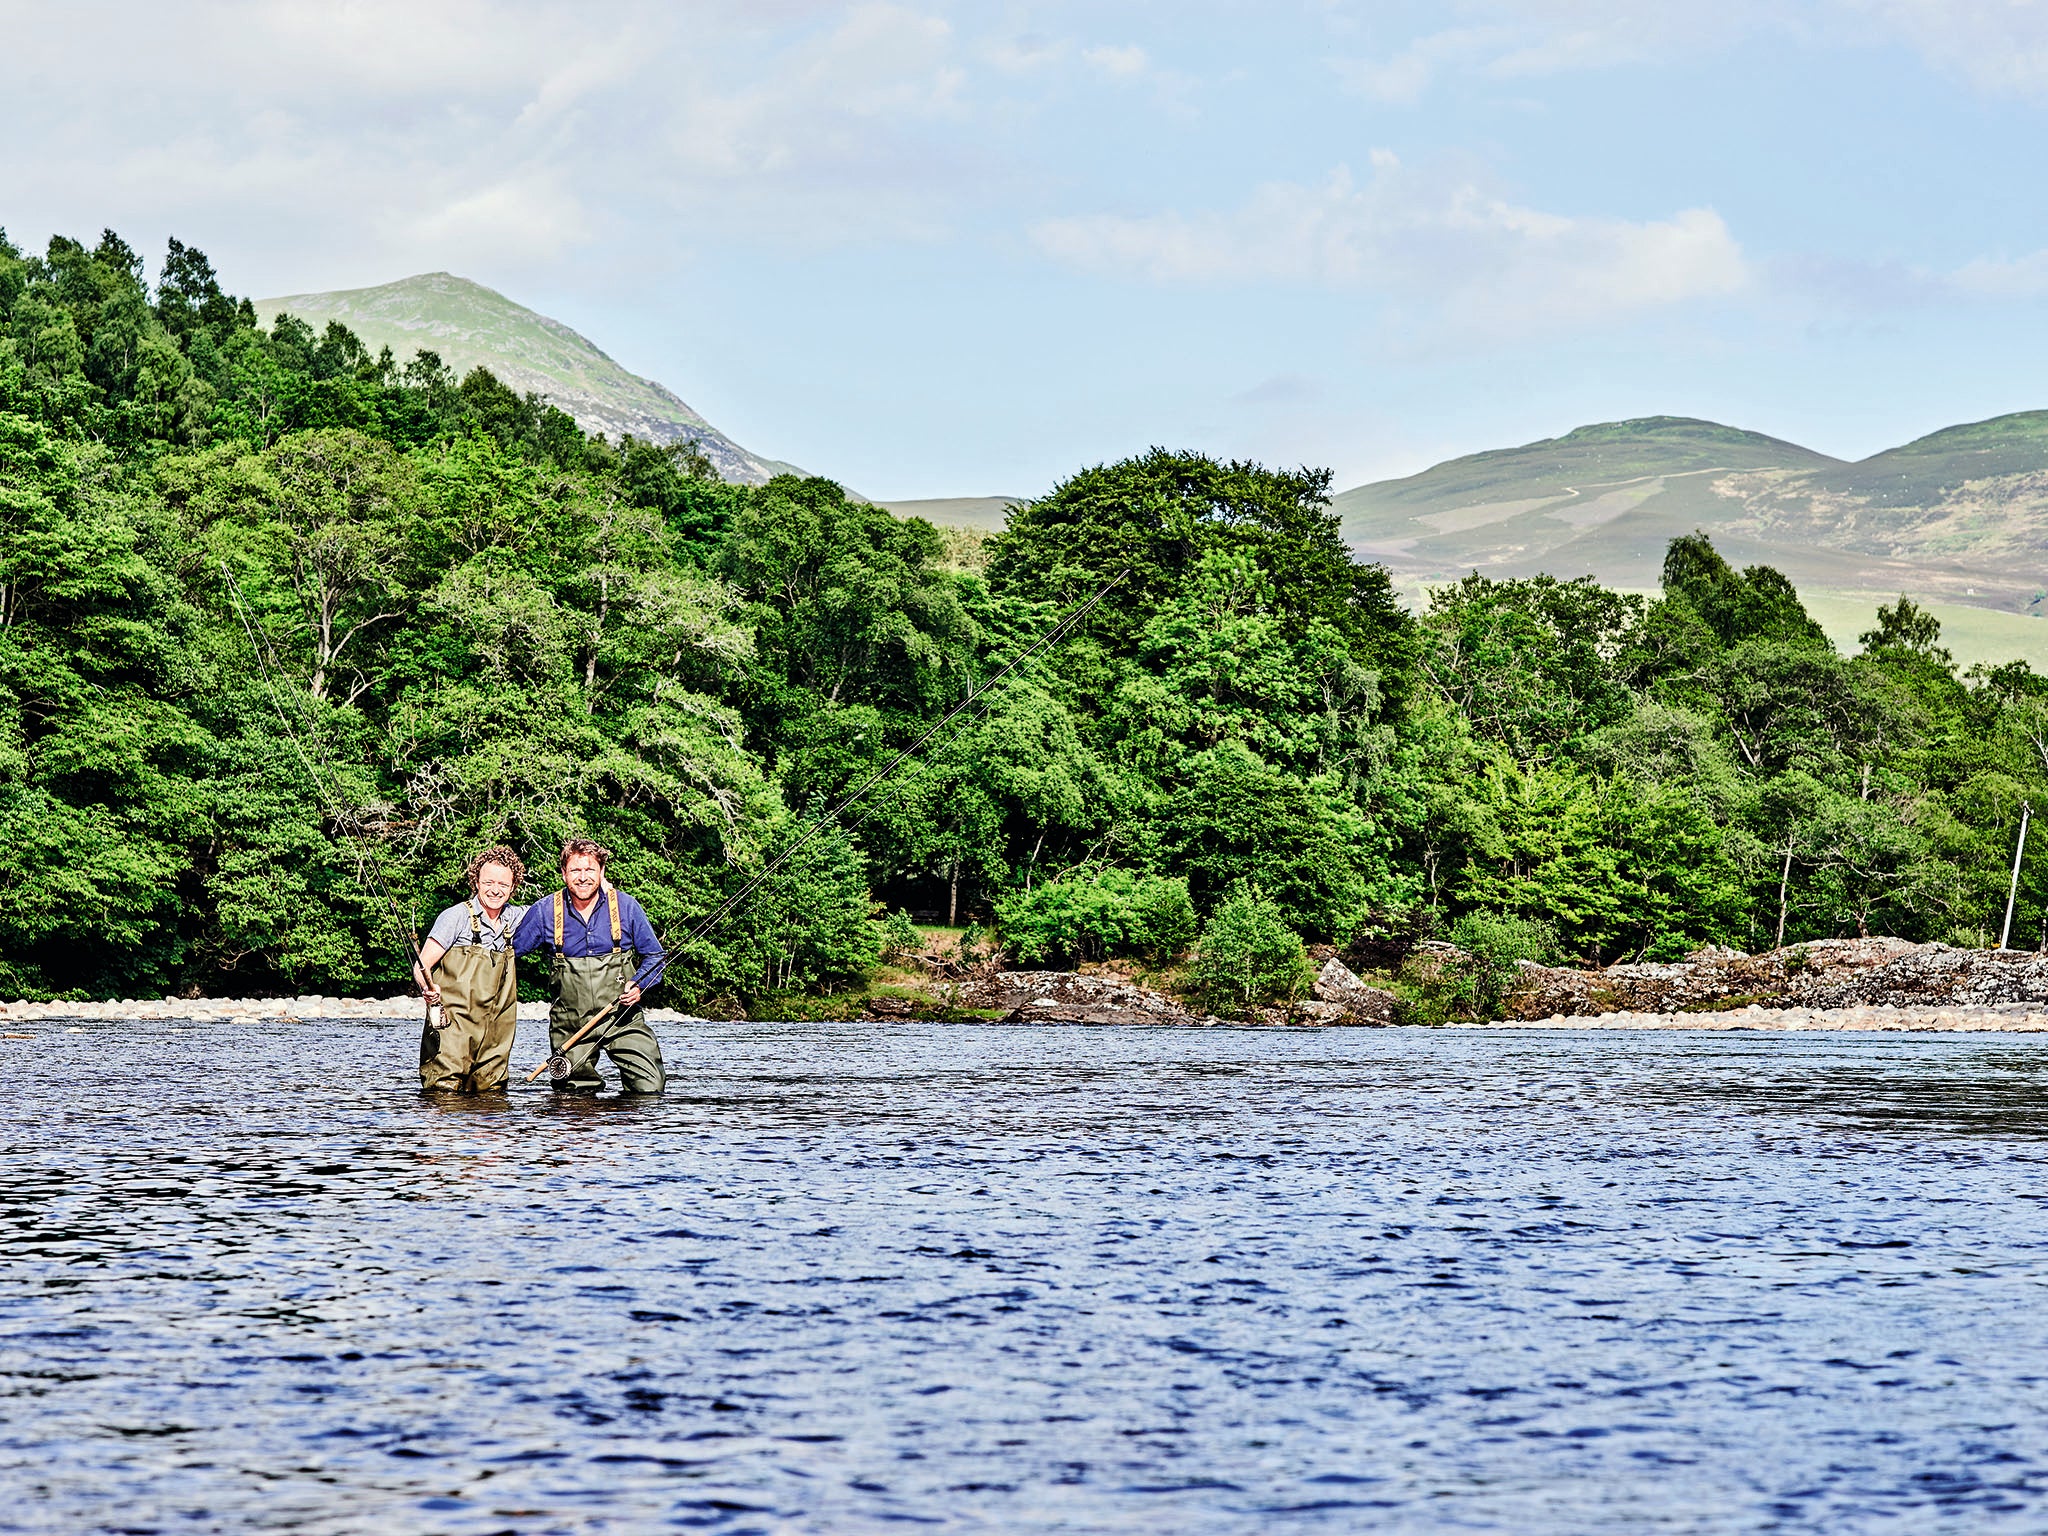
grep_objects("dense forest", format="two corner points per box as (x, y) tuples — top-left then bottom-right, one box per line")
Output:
(5, 225), (2048, 1008)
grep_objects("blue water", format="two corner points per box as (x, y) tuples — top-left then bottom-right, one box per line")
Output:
(7, 1020), (2048, 1533)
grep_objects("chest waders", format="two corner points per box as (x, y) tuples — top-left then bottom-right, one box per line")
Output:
(419, 902), (520, 1092)
(550, 890), (665, 1094)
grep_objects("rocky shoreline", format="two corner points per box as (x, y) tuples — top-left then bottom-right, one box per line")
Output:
(1498, 936), (2048, 1017)
(7, 940), (2048, 1033)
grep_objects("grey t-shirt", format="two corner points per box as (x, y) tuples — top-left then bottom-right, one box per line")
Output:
(426, 901), (528, 955)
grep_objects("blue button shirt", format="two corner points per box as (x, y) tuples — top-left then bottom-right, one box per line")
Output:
(512, 888), (666, 991)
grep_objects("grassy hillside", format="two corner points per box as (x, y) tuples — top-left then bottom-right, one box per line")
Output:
(1338, 412), (2048, 618)
(256, 273), (794, 484)
(1842, 410), (2048, 504)
(1338, 416), (1835, 525)
(877, 496), (1018, 531)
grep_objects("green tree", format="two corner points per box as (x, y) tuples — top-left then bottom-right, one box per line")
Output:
(1187, 884), (1314, 1017)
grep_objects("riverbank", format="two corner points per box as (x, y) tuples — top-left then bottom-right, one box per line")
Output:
(6, 992), (2048, 1032)
(0, 997), (702, 1027)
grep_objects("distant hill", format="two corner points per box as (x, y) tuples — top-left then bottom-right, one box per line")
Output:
(1336, 413), (2048, 615)
(876, 496), (1018, 531)
(255, 273), (799, 484)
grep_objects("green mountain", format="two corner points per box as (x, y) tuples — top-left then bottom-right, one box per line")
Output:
(255, 273), (799, 483)
(1336, 413), (2048, 617)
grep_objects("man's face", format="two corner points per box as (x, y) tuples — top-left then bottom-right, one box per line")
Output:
(475, 862), (515, 908)
(563, 854), (604, 901)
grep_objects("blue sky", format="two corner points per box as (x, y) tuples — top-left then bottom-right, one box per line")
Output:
(6, 1), (2048, 497)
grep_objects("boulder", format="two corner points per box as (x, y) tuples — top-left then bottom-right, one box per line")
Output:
(955, 970), (1219, 1026)
(1312, 959), (1399, 1024)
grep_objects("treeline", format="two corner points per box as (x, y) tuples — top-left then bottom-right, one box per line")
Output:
(4, 224), (2047, 1006)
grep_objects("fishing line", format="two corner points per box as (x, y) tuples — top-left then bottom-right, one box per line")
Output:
(218, 560), (434, 1007)
(529, 566), (1130, 1078)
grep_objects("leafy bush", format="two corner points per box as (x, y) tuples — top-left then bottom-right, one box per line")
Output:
(1187, 885), (1313, 1017)
(1447, 911), (1556, 1019)
(996, 868), (1198, 967)
(878, 908), (922, 959)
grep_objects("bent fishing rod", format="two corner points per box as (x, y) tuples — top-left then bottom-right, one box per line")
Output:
(219, 561), (440, 1024)
(527, 565), (1132, 1081)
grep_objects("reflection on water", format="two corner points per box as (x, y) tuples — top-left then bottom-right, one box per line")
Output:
(7, 1022), (2048, 1533)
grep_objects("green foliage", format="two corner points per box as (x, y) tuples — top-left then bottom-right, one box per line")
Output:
(879, 908), (922, 958)
(1151, 739), (1407, 941)
(1422, 574), (1642, 763)
(1447, 911), (1557, 1018)
(1860, 595), (1951, 663)
(996, 867), (1197, 967)
(1186, 885), (1314, 1018)
(702, 822), (881, 1002)
(1453, 760), (1744, 963)
(7, 218), (2048, 1002)
(1660, 532), (1830, 650)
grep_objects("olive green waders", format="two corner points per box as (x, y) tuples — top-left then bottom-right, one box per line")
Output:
(419, 903), (519, 1092)
(548, 889), (665, 1094)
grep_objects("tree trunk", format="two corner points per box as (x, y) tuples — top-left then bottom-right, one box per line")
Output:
(948, 862), (960, 927)
(584, 573), (608, 712)
(1775, 833), (1795, 948)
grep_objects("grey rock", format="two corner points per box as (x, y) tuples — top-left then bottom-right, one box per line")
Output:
(1311, 959), (1399, 1024)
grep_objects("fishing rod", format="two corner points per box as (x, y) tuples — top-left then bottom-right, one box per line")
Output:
(218, 560), (440, 1024)
(527, 565), (1132, 1080)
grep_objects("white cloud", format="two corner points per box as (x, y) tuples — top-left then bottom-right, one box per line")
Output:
(0, 0), (998, 280)
(986, 32), (1067, 72)
(1031, 160), (1748, 336)
(1330, 2), (1776, 103)
(1332, 28), (1511, 105)
(1948, 249), (2048, 296)
(1842, 0), (2048, 95)
(1329, 0), (2048, 102)
(404, 174), (594, 266)
(1082, 43), (1151, 78)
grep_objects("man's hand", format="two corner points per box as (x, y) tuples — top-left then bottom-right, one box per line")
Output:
(619, 984), (643, 1007)
(422, 987), (442, 1006)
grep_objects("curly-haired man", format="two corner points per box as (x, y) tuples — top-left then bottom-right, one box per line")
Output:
(414, 844), (529, 1092)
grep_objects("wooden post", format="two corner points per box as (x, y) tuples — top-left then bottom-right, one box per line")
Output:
(2000, 803), (2031, 951)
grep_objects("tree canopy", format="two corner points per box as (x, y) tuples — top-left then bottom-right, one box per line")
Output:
(4, 221), (2046, 1003)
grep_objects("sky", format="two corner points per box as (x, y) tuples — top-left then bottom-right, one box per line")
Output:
(7, 0), (2048, 498)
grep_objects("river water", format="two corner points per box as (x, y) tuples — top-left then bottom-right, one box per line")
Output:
(8, 1019), (2048, 1534)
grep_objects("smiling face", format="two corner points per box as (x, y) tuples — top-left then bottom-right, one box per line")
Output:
(474, 861), (515, 914)
(562, 852), (604, 903)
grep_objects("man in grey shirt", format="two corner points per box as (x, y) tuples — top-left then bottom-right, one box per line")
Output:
(414, 845), (530, 1092)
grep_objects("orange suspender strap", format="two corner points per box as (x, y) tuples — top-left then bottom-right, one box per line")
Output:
(550, 889), (620, 956)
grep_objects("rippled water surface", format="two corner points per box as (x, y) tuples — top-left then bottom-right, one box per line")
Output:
(9, 1020), (2048, 1534)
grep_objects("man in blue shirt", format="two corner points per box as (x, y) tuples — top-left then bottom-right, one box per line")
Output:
(512, 837), (666, 1094)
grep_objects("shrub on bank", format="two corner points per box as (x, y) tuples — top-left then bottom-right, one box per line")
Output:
(1187, 885), (1313, 1018)
(1393, 913), (1558, 1024)
(1450, 912), (1557, 1018)
(997, 869), (1198, 967)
